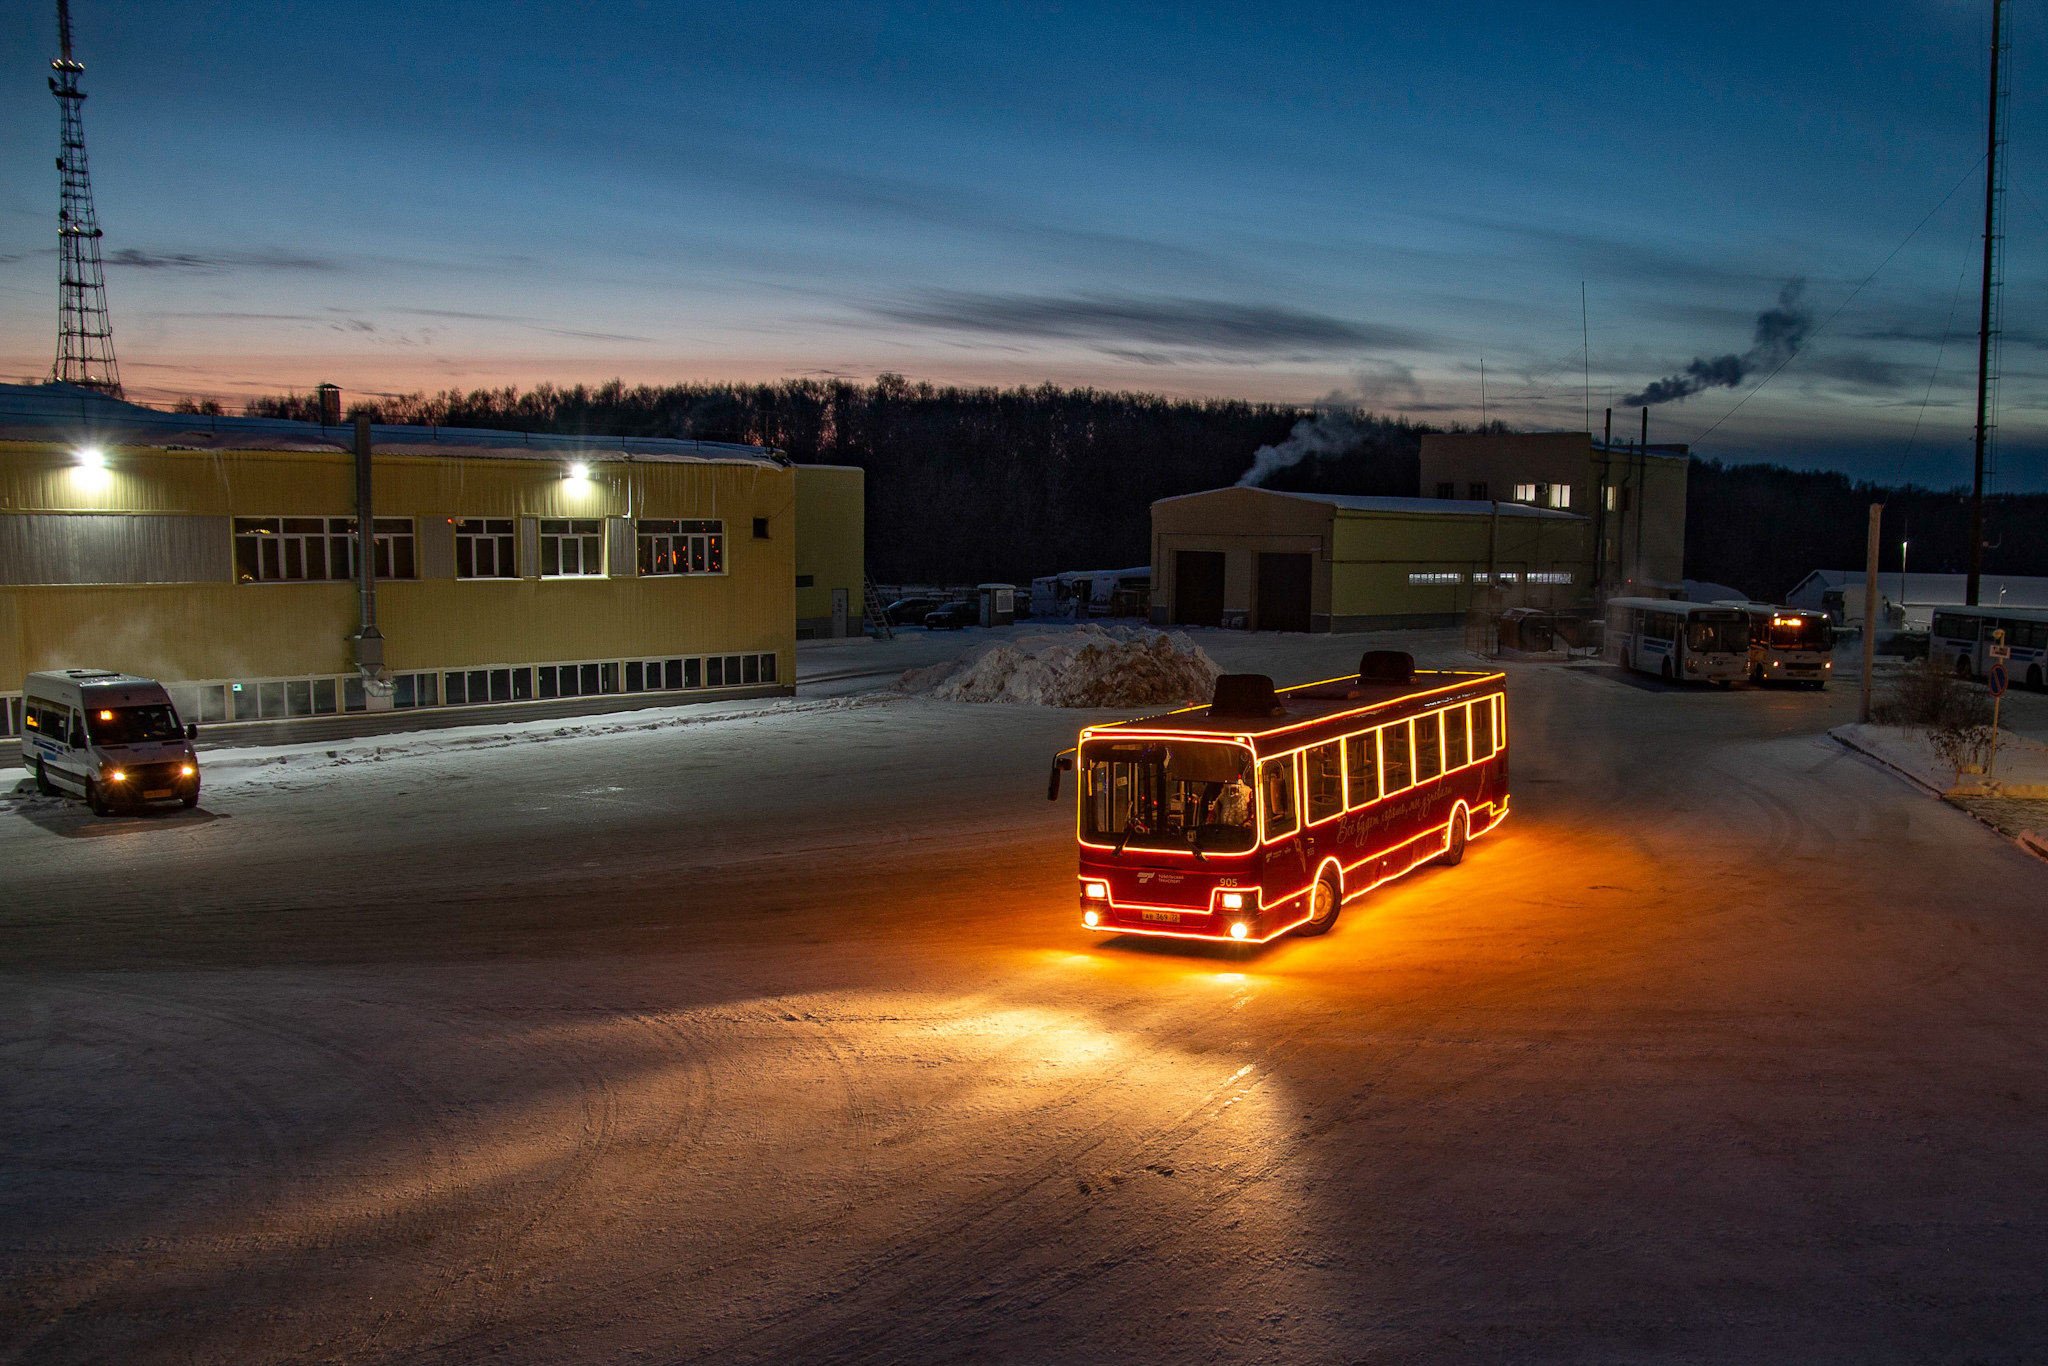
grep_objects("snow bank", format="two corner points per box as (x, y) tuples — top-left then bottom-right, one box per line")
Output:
(895, 625), (1221, 708)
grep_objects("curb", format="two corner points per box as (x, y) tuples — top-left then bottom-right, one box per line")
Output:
(1832, 726), (2048, 864)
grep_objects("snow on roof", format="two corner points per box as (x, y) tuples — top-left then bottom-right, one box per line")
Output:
(1153, 485), (1585, 520)
(1786, 569), (2048, 609)
(0, 383), (784, 468)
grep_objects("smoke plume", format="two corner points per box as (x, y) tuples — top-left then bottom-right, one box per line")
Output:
(1236, 411), (1370, 487)
(1625, 280), (1812, 407)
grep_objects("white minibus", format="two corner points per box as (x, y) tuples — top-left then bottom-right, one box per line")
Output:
(1603, 598), (1750, 685)
(20, 669), (201, 815)
(1722, 602), (1835, 688)
(1931, 605), (2048, 688)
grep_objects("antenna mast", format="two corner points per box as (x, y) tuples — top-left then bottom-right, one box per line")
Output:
(50, 0), (122, 397)
(1967, 0), (2008, 607)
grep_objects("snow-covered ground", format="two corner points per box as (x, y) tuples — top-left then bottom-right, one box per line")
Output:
(5, 631), (2048, 1363)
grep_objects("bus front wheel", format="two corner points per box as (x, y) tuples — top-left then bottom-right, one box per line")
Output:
(1956, 655), (1974, 680)
(1438, 805), (1470, 867)
(1295, 868), (1342, 936)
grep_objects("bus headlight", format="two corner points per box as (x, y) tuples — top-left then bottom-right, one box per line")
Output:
(1229, 922), (1249, 940)
(1220, 892), (1244, 910)
(1082, 881), (1108, 900)
(1082, 909), (1101, 928)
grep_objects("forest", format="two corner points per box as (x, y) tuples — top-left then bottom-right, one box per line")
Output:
(244, 377), (2045, 600)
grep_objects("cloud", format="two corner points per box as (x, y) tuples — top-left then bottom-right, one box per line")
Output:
(107, 248), (341, 273)
(863, 291), (1424, 359)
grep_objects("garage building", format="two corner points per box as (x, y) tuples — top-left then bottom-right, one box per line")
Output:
(1150, 486), (1589, 633)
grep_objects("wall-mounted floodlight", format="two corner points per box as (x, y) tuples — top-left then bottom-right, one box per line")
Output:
(568, 462), (590, 481)
(78, 446), (106, 468)
(71, 445), (110, 491)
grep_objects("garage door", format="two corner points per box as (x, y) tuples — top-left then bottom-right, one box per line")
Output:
(1175, 551), (1225, 627)
(1255, 553), (1312, 633)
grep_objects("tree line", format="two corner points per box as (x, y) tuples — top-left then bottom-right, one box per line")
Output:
(240, 377), (2044, 599)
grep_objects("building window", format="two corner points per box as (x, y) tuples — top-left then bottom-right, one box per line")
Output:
(753, 517), (770, 539)
(1549, 484), (1572, 509)
(1468, 482), (1488, 500)
(1526, 571), (1574, 585)
(234, 517), (352, 583)
(796, 574), (814, 587)
(1408, 572), (1462, 585)
(1513, 483), (1538, 503)
(540, 519), (604, 576)
(636, 519), (724, 576)
(1435, 482), (1456, 500)
(369, 518), (416, 579)
(456, 519), (517, 578)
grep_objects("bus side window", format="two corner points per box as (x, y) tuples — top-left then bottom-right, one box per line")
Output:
(1494, 696), (1507, 751)
(1472, 697), (1496, 760)
(1305, 742), (1343, 824)
(1416, 712), (1443, 782)
(1261, 757), (1299, 841)
(1446, 703), (1470, 769)
(1381, 721), (1414, 793)
(1344, 731), (1378, 807)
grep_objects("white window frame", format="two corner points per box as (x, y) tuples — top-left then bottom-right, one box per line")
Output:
(540, 518), (605, 577)
(455, 518), (518, 579)
(234, 516), (355, 584)
(636, 519), (726, 576)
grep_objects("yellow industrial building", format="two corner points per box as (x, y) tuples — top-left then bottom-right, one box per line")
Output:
(0, 383), (850, 735)
(793, 464), (866, 639)
(1150, 487), (1589, 632)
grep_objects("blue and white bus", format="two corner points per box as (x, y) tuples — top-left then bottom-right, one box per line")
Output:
(1723, 602), (1835, 689)
(1931, 605), (2048, 688)
(1603, 597), (1750, 685)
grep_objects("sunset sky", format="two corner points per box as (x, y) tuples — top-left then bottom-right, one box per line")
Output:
(2, 1), (2043, 488)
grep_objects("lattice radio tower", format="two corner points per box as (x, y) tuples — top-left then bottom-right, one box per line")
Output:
(49, 0), (121, 397)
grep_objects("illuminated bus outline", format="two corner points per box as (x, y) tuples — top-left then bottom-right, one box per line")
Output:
(1072, 668), (1508, 944)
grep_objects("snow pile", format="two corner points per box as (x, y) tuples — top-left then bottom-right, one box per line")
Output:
(895, 625), (1221, 708)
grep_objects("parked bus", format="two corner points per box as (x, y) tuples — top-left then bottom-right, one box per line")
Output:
(1602, 597), (1749, 685)
(1051, 652), (1506, 944)
(1722, 602), (1835, 688)
(21, 668), (200, 814)
(1931, 604), (2048, 688)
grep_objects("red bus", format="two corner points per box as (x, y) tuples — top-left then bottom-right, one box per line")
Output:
(1053, 652), (1508, 943)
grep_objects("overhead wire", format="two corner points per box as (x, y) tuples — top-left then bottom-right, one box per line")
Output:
(1689, 153), (1987, 449)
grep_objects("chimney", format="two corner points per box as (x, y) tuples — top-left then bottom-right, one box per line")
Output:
(317, 382), (342, 427)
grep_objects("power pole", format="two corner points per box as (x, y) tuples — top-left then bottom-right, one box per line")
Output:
(1860, 503), (1881, 724)
(1968, 0), (2009, 607)
(49, 0), (121, 396)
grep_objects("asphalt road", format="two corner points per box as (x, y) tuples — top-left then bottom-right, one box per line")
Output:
(3, 632), (2046, 1364)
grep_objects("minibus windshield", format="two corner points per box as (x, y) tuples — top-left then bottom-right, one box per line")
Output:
(86, 704), (183, 745)
(1082, 739), (1255, 852)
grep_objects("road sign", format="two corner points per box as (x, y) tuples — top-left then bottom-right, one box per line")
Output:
(1990, 662), (2009, 697)
(1990, 642), (2011, 660)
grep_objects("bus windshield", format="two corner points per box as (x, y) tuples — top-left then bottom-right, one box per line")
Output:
(1687, 615), (1749, 654)
(85, 704), (183, 745)
(1769, 618), (1832, 650)
(1082, 738), (1255, 853)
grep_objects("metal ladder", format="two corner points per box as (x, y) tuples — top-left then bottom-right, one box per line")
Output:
(861, 573), (894, 639)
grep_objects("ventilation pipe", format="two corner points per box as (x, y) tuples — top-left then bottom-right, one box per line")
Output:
(352, 413), (392, 707)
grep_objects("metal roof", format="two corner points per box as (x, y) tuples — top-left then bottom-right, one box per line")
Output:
(1786, 569), (2048, 610)
(0, 383), (784, 468)
(1153, 485), (1586, 521)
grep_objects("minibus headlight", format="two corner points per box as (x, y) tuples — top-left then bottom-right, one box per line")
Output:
(1229, 922), (1249, 940)
(1220, 892), (1244, 910)
(1082, 909), (1101, 928)
(179, 765), (195, 777)
(1082, 881), (1108, 900)
(105, 769), (125, 783)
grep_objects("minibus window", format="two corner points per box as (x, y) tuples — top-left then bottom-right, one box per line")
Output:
(1416, 712), (1443, 782)
(1344, 731), (1378, 807)
(1260, 758), (1299, 841)
(1446, 704), (1470, 768)
(1472, 697), (1496, 760)
(87, 705), (184, 745)
(1381, 721), (1414, 793)
(1306, 743), (1343, 823)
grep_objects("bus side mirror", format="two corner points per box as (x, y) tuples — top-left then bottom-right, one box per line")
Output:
(186, 723), (199, 740)
(1047, 752), (1074, 802)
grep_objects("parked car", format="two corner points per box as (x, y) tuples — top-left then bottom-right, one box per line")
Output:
(924, 601), (978, 630)
(883, 596), (942, 625)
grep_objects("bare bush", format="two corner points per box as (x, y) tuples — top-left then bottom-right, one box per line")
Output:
(1873, 655), (1989, 729)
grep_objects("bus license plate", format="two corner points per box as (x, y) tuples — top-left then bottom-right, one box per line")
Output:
(1141, 909), (1182, 923)
(144, 788), (173, 799)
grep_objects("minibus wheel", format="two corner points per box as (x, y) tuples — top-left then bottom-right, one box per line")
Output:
(1438, 805), (1469, 866)
(180, 783), (200, 809)
(85, 778), (109, 816)
(35, 759), (56, 796)
(1295, 868), (1342, 936)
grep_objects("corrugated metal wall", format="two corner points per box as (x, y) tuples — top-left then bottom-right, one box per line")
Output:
(0, 514), (229, 585)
